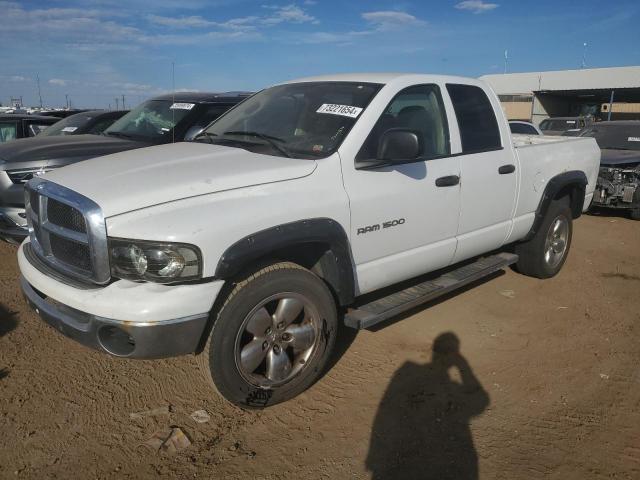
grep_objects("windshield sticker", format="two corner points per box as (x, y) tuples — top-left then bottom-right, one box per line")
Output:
(61, 126), (78, 132)
(566, 121), (576, 124)
(628, 137), (640, 142)
(316, 103), (363, 118)
(170, 102), (196, 110)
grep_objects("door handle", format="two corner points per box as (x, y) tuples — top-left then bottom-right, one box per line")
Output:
(435, 175), (460, 187)
(498, 164), (516, 174)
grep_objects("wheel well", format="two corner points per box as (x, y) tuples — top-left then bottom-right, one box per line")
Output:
(555, 183), (585, 219)
(215, 219), (356, 307)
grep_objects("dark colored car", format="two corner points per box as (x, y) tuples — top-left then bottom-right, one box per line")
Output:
(580, 121), (640, 219)
(0, 92), (250, 242)
(37, 109), (92, 119)
(38, 110), (128, 137)
(0, 114), (59, 144)
(540, 116), (593, 136)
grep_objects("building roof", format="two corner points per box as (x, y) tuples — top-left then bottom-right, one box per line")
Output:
(481, 66), (640, 94)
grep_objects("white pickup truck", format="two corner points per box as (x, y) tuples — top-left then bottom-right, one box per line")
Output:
(18, 74), (600, 407)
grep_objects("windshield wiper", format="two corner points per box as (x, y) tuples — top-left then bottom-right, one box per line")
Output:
(222, 131), (291, 158)
(194, 132), (218, 144)
(104, 131), (137, 140)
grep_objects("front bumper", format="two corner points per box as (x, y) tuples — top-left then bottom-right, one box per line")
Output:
(18, 241), (224, 359)
(21, 276), (209, 358)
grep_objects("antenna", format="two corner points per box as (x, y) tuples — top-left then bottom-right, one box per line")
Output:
(172, 61), (175, 144)
(581, 42), (588, 69)
(36, 74), (43, 108)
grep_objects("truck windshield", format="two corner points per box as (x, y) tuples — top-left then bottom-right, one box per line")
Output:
(201, 82), (382, 158)
(104, 100), (192, 142)
(39, 113), (93, 136)
(580, 124), (640, 151)
(540, 119), (577, 132)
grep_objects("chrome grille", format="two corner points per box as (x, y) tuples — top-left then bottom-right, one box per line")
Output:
(25, 178), (110, 284)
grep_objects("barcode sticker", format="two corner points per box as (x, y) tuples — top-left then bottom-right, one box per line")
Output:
(170, 103), (195, 110)
(628, 137), (640, 142)
(316, 104), (363, 118)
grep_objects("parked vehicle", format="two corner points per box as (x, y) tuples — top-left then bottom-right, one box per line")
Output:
(580, 121), (640, 219)
(509, 121), (542, 135)
(540, 116), (593, 136)
(18, 73), (600, 407)
(0, 114), (58, 144)
(38, 110), (128, 137)
(36, 109), (91, 119)
(0, 92), (249, 242)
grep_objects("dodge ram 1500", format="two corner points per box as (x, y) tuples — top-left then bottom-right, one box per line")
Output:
(18, 73), (600, 407)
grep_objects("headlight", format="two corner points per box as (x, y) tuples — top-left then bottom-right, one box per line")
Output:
(109, 238), (202, 283)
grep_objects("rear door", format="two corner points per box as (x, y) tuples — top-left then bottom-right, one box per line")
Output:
(342, 84), (461, 294)
(446, 83), (518, 262)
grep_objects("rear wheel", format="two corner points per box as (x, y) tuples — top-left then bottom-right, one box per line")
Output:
(515, 197), (573, 278)
(197, 262), (338, 408)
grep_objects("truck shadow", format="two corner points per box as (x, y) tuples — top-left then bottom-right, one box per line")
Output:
(366, 332), (489, 480)
(0, 303), (19, 381)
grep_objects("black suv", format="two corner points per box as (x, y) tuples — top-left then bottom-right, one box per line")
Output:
(0, 92), (250, 242)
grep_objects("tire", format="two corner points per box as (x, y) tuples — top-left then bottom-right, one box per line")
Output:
(515, 197), (573, 278)
(197, 262), (338, 408)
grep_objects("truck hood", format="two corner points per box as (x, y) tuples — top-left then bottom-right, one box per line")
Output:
(0, 134), (147, 165)
(600, 149), (640, 167)
(42, 142), (318, 217)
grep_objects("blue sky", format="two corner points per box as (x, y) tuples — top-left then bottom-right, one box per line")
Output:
(1, 0), (638, 108)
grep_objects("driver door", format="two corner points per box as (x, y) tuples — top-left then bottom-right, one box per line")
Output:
(341, 84), (461, 294)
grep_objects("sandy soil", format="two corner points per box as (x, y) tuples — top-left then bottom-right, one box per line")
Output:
(1, 213), (639, 479)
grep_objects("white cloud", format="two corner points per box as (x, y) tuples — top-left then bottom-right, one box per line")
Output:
(48, 78), (68, 87)
(261, 4), (317, 25)
(362, 11), (426, 30)
(455, 1), (499, 14)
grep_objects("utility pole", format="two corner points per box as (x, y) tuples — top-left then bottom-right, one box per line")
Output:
(36, 74), (43, 108)
(581, 42), (588, 69)
(503, 49), (508, 74)
(65, 94), (69, 109)
(121, 94), (125, 110)
(115, 97), (119, 110)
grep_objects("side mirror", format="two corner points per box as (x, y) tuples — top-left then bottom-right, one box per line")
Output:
(377, 129), (421, 162)
(184, 126), (205, 142)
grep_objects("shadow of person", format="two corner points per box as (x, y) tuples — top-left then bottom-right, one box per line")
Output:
(366, 332), (489, 480)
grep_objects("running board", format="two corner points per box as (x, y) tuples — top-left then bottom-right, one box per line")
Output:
(344, 252), (518, 330)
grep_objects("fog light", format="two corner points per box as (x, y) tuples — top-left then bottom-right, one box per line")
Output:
(98, 325), (136, 356)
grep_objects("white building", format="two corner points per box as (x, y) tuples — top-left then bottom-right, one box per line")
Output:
(480, 66), (640, 124)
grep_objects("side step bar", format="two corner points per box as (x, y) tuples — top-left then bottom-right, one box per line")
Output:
(344, 252), (518, 330)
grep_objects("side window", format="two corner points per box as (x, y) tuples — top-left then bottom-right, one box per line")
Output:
(0, 122), (18, 143)
(87, 118), (117, 135)
(27, 123), (50, 136)
(510, 123), (537, 135)
(446, 84), (501, 153)
(195, 105), (232, 130)
(356, 84), (450, 162)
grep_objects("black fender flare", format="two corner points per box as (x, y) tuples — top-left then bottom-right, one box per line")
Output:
(524, 170), (588, 241)
(214, 218), (355, 305)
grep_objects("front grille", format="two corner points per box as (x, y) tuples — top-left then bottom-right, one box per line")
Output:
(50, 234), (91, 271)
(47, 198), (87, 233)
(25, 178), (110, 284)
(30, 190), (40, 215)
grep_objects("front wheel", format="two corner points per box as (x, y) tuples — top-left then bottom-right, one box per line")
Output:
(515, 197), (573, 278)
(197, 262), (338, 408)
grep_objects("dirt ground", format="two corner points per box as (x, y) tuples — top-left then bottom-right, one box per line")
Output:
(1, 213), (639, 479)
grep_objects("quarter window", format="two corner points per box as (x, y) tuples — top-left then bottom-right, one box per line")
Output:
(447, 84), (502, 153)
(356, 84), (450, 162)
